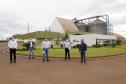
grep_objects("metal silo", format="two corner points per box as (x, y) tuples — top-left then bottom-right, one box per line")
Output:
(88, 19), (107, 34)
(76, 22), (89, 32)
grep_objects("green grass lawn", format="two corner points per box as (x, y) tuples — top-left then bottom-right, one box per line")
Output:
(17, 44), (126, 58)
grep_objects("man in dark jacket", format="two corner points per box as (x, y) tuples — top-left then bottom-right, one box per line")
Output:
(28, 39), (35, 59)
(79, 39), (87, 63)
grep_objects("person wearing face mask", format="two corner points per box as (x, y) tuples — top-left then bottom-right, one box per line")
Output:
(8, 37), (18, 63)
(79, 39), (87, 63)
(27, 39), (35, 59)
(63, 39), (71, 60)
(41, 38), (51, 61)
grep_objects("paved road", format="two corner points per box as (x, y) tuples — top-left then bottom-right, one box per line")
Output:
(0, 42), (126, 84)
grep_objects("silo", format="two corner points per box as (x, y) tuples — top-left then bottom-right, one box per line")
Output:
(88, 19), (107, 34)
(76, 22), (89, 32)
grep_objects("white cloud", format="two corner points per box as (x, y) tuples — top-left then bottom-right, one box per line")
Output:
(0, 0), (126, 38)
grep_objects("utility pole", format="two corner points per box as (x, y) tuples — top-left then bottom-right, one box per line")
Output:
(27, 23), (30, 41)
(27, 23), (29, 34)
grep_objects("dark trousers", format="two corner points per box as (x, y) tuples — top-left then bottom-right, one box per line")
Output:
(65, 48), (70, 60)
(10, 48), (16, 63)
(80, 51), (86, 63)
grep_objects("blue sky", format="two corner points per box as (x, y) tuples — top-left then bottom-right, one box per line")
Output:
(0, 0), (126, 39)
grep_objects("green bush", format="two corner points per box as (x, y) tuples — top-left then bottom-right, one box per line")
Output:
(92, 44), (102, 48)
(116, 40), (122, 45)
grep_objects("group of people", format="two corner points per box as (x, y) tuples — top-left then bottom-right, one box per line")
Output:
(8, 37), (87, 64)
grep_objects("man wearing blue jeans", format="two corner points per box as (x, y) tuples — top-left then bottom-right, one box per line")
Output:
(28, 40), (35, 59)
(79, 39), (87, 63)
(42, 39), (51, 61)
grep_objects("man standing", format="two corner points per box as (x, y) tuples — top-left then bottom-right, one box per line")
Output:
(63, 40), (71, 60)
(79, 39), (87, 63)
(28, 39), (35, 59)
(8, 37), (18, 63)
(41, 38), (51, 61)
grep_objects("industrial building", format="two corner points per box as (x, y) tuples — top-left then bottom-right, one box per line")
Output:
(73, 15), (112, 34)
(50, 17), (79, 34)
(50, 15), (112, 35)
(69, 34), (117, 46)
(49, 15), (116, 46)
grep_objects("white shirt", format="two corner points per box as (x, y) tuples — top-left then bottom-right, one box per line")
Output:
(30, 42), (33, 47)
(8, 40), (18, 49)
(64, 41), (71, 48)
(42, 41), (51, 49)
(29, 41), (34, 47)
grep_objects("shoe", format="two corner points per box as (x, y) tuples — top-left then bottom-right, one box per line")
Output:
(47, 60), (50, 61)
(14, 61), (16, 63)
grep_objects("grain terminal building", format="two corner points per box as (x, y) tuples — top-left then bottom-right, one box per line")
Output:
(49, 15), (117, 46)
(50, 15), (111, 34)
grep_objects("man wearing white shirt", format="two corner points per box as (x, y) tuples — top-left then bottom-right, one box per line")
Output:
(63, 40), (71, 60)
(41, 38), (51, 61)
(8, 37), (18, 63)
